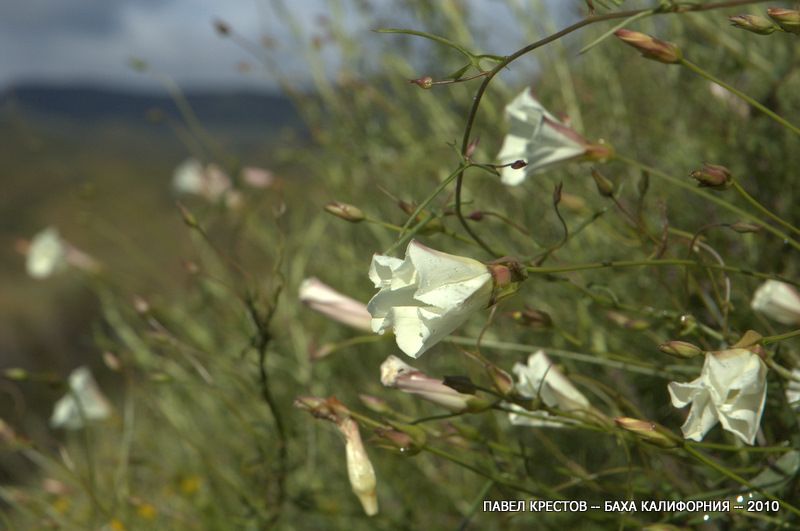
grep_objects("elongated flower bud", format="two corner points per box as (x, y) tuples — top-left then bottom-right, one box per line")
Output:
(338, 418), (378, 516)
(729, 14), (779, 35)
(767, 8), (800, 34)
(658, 341), (704, 359)
(325, 201), (365, 222)
(380, 356), (489, 412)
(614, 29), (682, 64)
(590, 168), (615, 198)
(615, 417), (678, 448)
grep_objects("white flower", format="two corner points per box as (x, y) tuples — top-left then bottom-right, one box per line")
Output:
(668, 349), (767, 444)
(50, 367), (112, 430)
(299, 277), (372, 331)
(26, 227), (68, 279)
(337, 417), (378, 516)
(751, 280), (800, 325)
(173, 158), (232, 201)
(367, 240), (492, 358)
(787, 369), (800, 411)
(241, 166), (274, 189)
(508, 350), (590, 427)
(497, 88), (602, 186)
(380, 355), (483, 412)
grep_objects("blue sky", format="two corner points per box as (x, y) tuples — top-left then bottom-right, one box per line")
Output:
(0, 0), (578, 92)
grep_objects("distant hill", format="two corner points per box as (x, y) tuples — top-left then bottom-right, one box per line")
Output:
(0, 83), (301, 129)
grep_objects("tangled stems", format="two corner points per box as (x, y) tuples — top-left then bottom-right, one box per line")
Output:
(731, 181), (800, 237)
(452, 0), (774, 255)
(679, 58), (800, 138)
(525, 258), (799, 287)
(616, 155), (800, 252)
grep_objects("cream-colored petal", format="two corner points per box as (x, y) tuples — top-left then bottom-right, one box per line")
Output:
(751, 280), (800, 325)
(26, 228), (68, 279)
(679, 390), (718, 442)
(667, 378), (704, 408)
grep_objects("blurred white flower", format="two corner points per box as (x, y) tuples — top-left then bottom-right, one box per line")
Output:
(173, 158), (232, 201)
(508, 350), (591, 427)
(367, 240), (492, 358)
(26, 227), (68, 279)
(299, 277), (372, 331)
(668, 349), (767, 444)
(496, 88), (610, 185)
(24, 228), (100, 279)
(241, 166), (274, 189)
(380, 355), (485, 412)
(337, 417), (378, 516)
(50, 367), (112, 430)
(751, 280), (800, 325)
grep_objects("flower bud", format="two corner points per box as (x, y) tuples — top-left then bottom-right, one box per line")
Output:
(467, 210), (484, 221)
(176, 202), (199, 228)
(614, 29), (682, 64)
(728, 221), (762, 234)
(410, 76), (433, 89)
(767, 8), (800, 34)
(729, 14), (779, 35)
(372, 428), (421, 455)
(607, 311), (649, 331)
(299, 277), (372, 331)
(380, 356), (489, 412)
(4, 368), (28, 381)
(689, 163), (732, 189)
(615, 417), (678, 448)
(358, 394), (391, 414)
(337, 417), (378, 516)
(511, 308), (553, 330)
(658, 340), (704, 359)
(324, 201), (365, 223)
(485, 364), (515, 396)
(510, 159), (527, 170)
(590, 168), (615, 198)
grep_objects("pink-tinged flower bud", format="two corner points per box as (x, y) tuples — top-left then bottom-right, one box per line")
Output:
(380, 356), (489, 412)
(324, 201), (365, 223)
(615, 417), (678, 448)
(467, 210), (484, 221)
(607, 311), (649, 331)
(590, 168), (615, 198)
(372, 428), (421, 455)
(358, 394), (391, 414)
(689, 162), (732, 189)
(337, 418), (378, 516)
(767, 8), (800, 34)
(241, 167), (275, 189)
(410, 76), (433, 89)
(658, 341), (704, 359)
(614, 29), (682, 64)
(299, 278), (373, 331)
(486, 364), (515, 396)
(729, 14), (779, 35)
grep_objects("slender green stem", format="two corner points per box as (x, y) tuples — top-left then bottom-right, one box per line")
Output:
(686, 440), (795, 453)
(680, 58), (800, 137)
(762, 328), (800, 346)
(683, 444), (800, 518)
(617, 155), (800, 251)
(731, 181), (800, 236)
(526, 258), (799, 287)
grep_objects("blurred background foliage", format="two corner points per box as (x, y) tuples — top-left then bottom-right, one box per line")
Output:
(1, 0), (799, 529)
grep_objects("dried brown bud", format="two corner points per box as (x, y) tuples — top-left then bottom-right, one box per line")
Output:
(510, 159), (527, 170)
(213, 19), (231, 36)
(410, 76), (434, 89)
(511, 308), (553, 330)
(467, 210), (484, 221)
(767, 8), (800, 34)
(689, 163), (732, 189)
(614, 29), (682, 64)
(729, 14), (779, 35)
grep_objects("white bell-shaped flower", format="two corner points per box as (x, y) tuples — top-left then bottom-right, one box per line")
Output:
(751, 280), (800, 325)
(497, 89), (598, 185)
(508, 350), (591, 427)
(367, 240), (492, 358)
(50, 367), (112, 430)
(668, 349), (767, 444)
